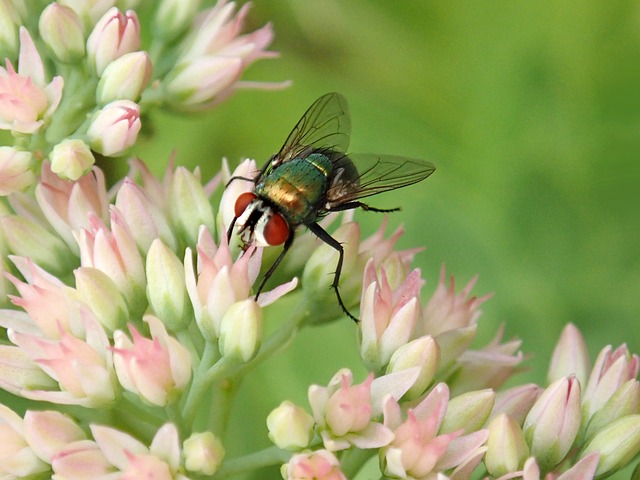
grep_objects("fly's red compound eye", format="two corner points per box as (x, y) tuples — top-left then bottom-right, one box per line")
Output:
(234, 192), (257, 217)
(263, 213), (289, 246)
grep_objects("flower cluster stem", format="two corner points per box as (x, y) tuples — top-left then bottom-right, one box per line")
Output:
(213, 446), (291, 479)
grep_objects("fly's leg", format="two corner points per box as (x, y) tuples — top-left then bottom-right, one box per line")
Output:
(225, 158), (271, 188)
(307, 222), (358, 322)
(226, 216), (238, 243)
(328, 201), (400, 213)
(254, 231), (295, 299)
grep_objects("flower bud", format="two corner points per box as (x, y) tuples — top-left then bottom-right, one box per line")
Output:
(146, 239), (189, 330)
(86, 7), (140, 75)
(0, 146), (35, 195)
(153, 0), (200, 42)
(96, 51), (152, 103)
(523, 376), (581, 472)
(74, 267), (128, 333)
(86, 100), (141, 156)
(491, 383), (542, 426)
(441, 389), (495, 434)
(218, 299), (262, 363)
(584, 379), (640, 441)
(283, 450), (346, 480)
(183, 431), (225, 476)
(386, 335), (439, 399)
(548, 323), (590, 385)
(485, 414), (529, 477)
(50, 138), (95, 180)
(0, 215), (74, 275)
(168, 167), (215, 247)
(23, 410), (86, 463)
(0, 345), (57, 396)
(267, 401), (315, 450)
(39, 3), (85, 63)
(582, 415), (640, 476)
(0, 405), (49, 476)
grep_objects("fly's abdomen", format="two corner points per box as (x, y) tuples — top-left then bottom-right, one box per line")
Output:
(257, 154), (331, 225)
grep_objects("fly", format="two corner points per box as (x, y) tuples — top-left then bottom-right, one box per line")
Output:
(226, 92), (435, 321)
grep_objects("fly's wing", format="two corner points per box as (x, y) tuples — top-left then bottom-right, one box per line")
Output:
(270, 93), (351, 171)
(326, 153), (435, 205)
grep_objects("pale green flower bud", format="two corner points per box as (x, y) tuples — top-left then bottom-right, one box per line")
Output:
(0, 215), (74, 275)
(547, 323), (590, 385)
(485, 414), (529, 477)
(436, 325), (478, 369)
(218, 299), (262, 363)
(74, 267), (128, 333)
(87, 100), (141, 156)
(168, 167), (215, 248)
(154, 0), (200, 42)
(0, 0), (23, 57)
(581, 414), (640, 477)
(183, 431), (225, 476)
(441, 389), (495, 434)
(96, 51), (152, 103)
(0, 345), (57, 396)
(267, 401), (315, 450)
(50, 139), (95, 180)
(0, 146), (35, 195)
(39, 3), (85, 63)
(386, 335), (439, 400)
(146, 239), (189, 330)
(584, 379), (640, 441)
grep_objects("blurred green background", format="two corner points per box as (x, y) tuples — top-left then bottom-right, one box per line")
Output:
(131, 1), (640, 475)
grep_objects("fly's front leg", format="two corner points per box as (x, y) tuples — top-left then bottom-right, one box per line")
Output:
(307, 222), (358, 322)
(254, 231), (295, 299)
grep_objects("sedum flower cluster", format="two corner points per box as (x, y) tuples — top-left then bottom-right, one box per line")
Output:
(0, 2), (640, 480)
(0, 0), (283, 191)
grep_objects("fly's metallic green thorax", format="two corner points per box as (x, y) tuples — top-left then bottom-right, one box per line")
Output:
(255, 152), (334, 225)
(226, 92), (436, 322)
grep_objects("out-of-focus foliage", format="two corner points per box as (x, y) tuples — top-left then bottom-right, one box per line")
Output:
(131, 2), (639, 477)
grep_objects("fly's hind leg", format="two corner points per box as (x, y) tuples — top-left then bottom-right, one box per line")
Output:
(307, 222), (358, 322)
(328, 201), (400, 213)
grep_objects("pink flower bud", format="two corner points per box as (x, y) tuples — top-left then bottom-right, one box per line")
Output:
(283, 450), (346, 480)
(86, 100), (141, 156)
(523, 376), (582, 471)
(112, 315), (191, 406)
(548, 323), (590, 385)
(0, 146), (35, 195)
(86, 7), (140, 75)
(23, 410), (86, 463)
(0, 405), (49, 477)
(485, 414), (529, 477)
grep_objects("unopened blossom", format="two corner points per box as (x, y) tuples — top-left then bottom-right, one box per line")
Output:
(440, 389), (495, 434)
(360, 259), (422, 370)
(9, 308), (117, 407)
(23, 410), (86, 463)
(523, 376), (582, 471)
(308, 369), (393, 451)
(218, 298), (262, 363)
(50, 138), (96, 180)
(0, 146), (35, 195)
(75, 209), (146, 316)
(185, 227), (296, 339)
(548, 323), (591, 385)
(282, 450), (346, 480)
(58, 0), (116, 29)
(183, 431), (225, 476)
(86, 7), (140, 76)
(267, 400), (315, 450)
(153, 0), (201, 42)
(490, 383), (542, 426)
(583, 379), (640, 442)
(97, 50), (152, 103)
(581, 415), (640, 477)
(582, 344), (640, 424)
(386, 334), (439, 399)
(86, 99), (141, 156)
(485, 413), (529, 477)
(0, 28), (63, 134)
(35, 161), (109, 254)
(7, 257), (85, 338)
(112, 315), (191, 406)
(0, 0), (23, 56)
(164, 0), (281, 110)
(0, 344), (57, 395)
(0, 404), (49, 477)
(39, 3), (85, 63)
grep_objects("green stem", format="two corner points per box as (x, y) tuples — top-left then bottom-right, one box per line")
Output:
(182, 342), (225, 427)
(213, 446), (292, 479)
(339, 448), (376, 479)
